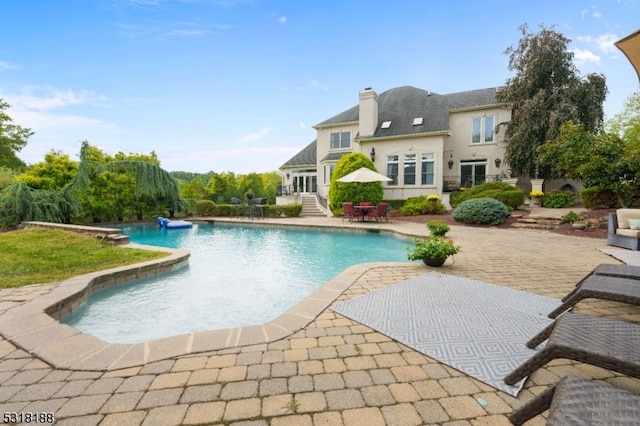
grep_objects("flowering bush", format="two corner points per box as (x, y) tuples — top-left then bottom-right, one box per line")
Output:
(426, 194), (440, 201)
(426, 219), (449, 236)
(407, 236), (460, 260)
(529, 190), (544, 198)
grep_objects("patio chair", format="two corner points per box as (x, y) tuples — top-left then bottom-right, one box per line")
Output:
(342, 202), (362, 222)
(508, 375), (640, 425)
(366, 202), (390, 222)
(548, 274), (640, 318)
(503, 312), (640, 386)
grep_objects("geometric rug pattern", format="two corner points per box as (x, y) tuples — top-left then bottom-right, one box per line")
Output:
(331, 272), (562, 396)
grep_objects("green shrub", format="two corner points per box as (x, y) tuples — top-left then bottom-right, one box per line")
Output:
(495, 190), (526, 210)
(579, 186), (618, 209)
(449, 181), (525, 209)
(400, 196), (446, 216)
(281, 204), (303, 217)
(561, 211), (583, 224)
(426, 220), (449, 236)
(542, 190), (575, 208)
(452, 197), (509, 225)
(195, 200), (216, 216)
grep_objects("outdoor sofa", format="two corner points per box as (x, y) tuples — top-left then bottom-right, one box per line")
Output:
(608, 209), (640, 250)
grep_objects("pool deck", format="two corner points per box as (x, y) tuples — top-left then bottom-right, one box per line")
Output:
(1, 215), (640, 425)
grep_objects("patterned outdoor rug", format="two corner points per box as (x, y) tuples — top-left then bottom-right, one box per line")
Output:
(599, 248), (640, 266)
(331, 272), (562, 396)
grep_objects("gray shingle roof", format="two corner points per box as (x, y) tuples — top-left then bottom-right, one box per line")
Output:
(280, 139), (317, 168)
(315, 85), (501, 139)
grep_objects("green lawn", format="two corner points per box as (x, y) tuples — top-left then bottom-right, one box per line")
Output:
(0, 228), (168, 289)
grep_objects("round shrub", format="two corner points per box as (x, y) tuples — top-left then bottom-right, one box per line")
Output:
(542, 190), (575, 208)
(452, 197), (509, 225)
(579, 186), (618, 209)
(195, 200), (216, 216)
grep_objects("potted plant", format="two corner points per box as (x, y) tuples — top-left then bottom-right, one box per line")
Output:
(529, 190), (544, 206)
(426, 219), (449, 236)
(406, 236), (460, 267)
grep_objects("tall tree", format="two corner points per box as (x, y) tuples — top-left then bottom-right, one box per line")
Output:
(497, 24), (608, 178)
(0, 99), (32, 170)
(15, 150), (78, 190)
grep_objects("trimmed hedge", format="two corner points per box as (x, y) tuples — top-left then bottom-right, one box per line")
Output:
(193, 203), (303, 218)
(400, 196), (446, 216)
(449, 181), (525, 210)
(579, 187), (618, 209)
(452, 197), (509, 225)
(195, 200), (216, 216)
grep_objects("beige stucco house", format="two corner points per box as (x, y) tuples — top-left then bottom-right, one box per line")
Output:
(279, 85), (512, 214)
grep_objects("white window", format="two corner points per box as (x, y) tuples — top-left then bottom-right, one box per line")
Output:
(413, 117), (424, 126)
(404, 154), (416, 185)
(324, 164), (335, 184)
(472, 116), (495, 143)
(386, 155), (398, 186)
(381, 121), (391, 129)
(330, 131), (351, 149)
(421, 153), (435, 185)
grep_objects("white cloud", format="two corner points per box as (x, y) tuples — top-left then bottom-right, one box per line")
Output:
(299, 121), (306, 130)
(0, 61), (18, 71)
(592, 11), (602, 18)
(237, 126), (271, 143)
(310, 80), (328, 91)
(278, 16), (287, 24)
(577, 34), (619, 54)
(7, 87), (108, 111)
(572, 48), (601, 65)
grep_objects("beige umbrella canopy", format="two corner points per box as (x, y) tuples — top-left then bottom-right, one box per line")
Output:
(615, 28), (640, 82)
(337, 167), (392, 183)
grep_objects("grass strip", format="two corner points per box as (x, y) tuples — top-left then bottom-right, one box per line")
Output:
(0, 228), (168, 289)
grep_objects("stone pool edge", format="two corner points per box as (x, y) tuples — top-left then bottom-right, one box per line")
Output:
(0, 227), (415, 371)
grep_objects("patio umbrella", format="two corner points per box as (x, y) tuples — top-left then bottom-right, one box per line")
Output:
(337, 167), (392, 201)
(615, 28), (640, 82)
(337, 167), (392, 183)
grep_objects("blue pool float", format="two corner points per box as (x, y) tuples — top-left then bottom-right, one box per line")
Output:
(157, 217), (193, 229)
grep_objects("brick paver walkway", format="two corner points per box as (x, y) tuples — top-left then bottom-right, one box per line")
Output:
(2, 216), (640, 425)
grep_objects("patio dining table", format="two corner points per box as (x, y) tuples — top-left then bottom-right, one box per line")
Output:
(353, 204), (376, 222)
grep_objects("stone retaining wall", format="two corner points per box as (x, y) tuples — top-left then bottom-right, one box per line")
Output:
(18, 221), (130, 245)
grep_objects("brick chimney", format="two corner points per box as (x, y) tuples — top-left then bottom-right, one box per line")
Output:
(359, 87), (378, 137)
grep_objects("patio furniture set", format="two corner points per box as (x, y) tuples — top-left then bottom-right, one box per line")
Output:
(342, 201), (390, 222)
(506, 263), (640, 425)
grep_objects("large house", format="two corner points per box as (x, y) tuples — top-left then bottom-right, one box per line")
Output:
(279, 85), (512, 214)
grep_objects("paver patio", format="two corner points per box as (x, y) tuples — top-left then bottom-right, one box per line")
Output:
(1, 215), (640, 425)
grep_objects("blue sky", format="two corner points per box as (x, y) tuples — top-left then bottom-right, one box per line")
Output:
(1, 0), (639, 173)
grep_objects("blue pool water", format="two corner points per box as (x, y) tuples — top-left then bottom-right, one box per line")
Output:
(62, 222), (411, 343)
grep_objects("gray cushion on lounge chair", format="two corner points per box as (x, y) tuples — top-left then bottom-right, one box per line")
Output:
(509, 375), (640, 425)
(504, 313), (640, 386)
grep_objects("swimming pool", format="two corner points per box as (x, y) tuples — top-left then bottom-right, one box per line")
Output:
(62, 222), (411, 343)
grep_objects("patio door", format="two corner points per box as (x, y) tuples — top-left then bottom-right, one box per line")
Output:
(293, 173), (317, 193)
(460, 160), (487, 188)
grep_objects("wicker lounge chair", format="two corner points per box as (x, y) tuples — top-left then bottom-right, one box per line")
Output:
(508, 375), (640, 425)
(503, 312), (640, 386)
(548, 274), (640, 319)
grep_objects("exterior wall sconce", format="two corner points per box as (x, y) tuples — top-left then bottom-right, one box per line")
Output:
(286, 173), (290, 179)
(448, 159), (454, 169)
(507, 168), (512, 178)
(370, 147), (376, 162)
(494, 158), (501, 168)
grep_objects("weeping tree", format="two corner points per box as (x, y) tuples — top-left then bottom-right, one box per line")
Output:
(0, 141), (189, 228)
(497, 24), (608, 179)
